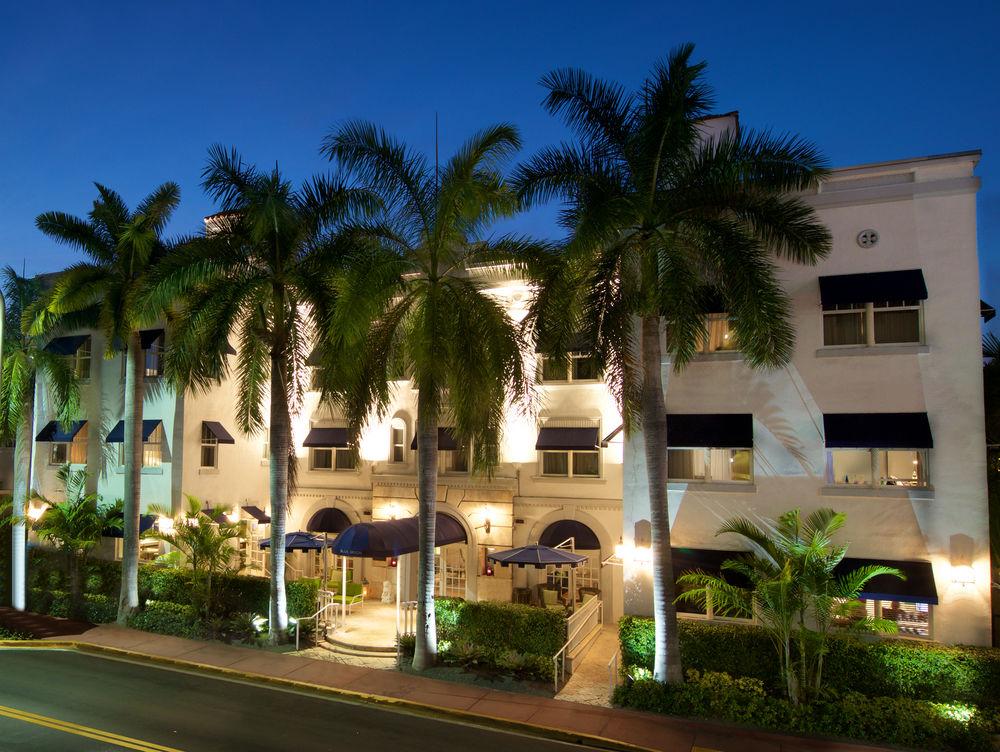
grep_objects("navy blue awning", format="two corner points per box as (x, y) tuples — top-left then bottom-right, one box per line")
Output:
(102, 513), (156, 538)
(488, 545), (588, 569)
(106, 419), (162, 443)
(242, 505), (270, 524)
(666, 414), (753, 448)
(838, 557), (938, 605)
(410, 427), (460, 451)
(202, 421), (235, 444)
(538, 520), (600, 550)
(819, 269), (928, 306)
(259, 531), (326, 552)
(35, 420), (88, 442)
(823, 413), (933, 449)
(303, 427), (349, 448)
(331, 513), (467, 558)
(44, 335), (89, 356)
(307, 507), (352, 534)
(535, 427), (600, 451)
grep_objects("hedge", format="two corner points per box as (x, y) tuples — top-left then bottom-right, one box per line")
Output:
(27, 589), (117, 624)
(128, 601), (206, 639)
(614, 670), (996, 752)
(619, 616), (1000, 707)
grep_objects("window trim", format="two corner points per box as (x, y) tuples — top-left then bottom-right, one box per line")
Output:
(537, 353), (602, 384)
(309, 446), (357, 472)
(696, 313), (740, 354)
(826, 447), (929, 489)
(666, 447), (754, 484)
(200, 424), (218, 470)
(822, 301), (924, 349)
(538, 448), (601, 478)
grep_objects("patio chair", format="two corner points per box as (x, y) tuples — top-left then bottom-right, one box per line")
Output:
(329, 582), (365, 614)
(541, 587), (565, 613)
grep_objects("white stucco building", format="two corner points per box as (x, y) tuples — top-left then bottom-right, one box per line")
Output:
(18, 145), (991, 646)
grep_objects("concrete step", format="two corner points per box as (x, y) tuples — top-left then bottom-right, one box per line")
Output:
(322, 632), (397, 656)
(565, 623), (603, 674)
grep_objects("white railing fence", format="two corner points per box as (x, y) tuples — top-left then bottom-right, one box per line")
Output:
(294, 591), (343, 651)
(607, 649), (620, 697)
(396, 600), (418, 666)
(551, 596), (602, 693)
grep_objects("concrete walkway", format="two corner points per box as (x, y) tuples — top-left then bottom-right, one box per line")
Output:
(17, 622), (894, 752)
(557, 624), (619, 707)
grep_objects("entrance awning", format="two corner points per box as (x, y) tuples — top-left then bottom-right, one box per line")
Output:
(488, 545), (588, 569)
(106, 419), (162, 443)
(823, 413), (933, 449)
(331, 513), (467, 558)
(303, 427), (349, 448)
(242, 505), (271, 524)
(538, 520), (600, 550)
(259, 531), (326, 552)
(43, 335), (89, 356)
(535, 427), (600, 451)
(202, 421), (235, 444)
(410, 428), (459, 451)
(35, 420), (88, 442)
(666, 414), (753, 448)
(819, 269), (928, 306)
(307, 507), (352, 534)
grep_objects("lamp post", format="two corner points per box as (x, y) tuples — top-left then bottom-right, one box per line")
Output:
(0, 290), (21, 611)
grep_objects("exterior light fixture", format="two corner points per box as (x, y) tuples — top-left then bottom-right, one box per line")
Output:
(225, 509), (240, 524)
(26, 504), (48, 522)
(156, 516), (175, 534)
(951, 565), (975, 587)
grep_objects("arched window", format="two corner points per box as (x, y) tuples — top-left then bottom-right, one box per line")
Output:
(390, 416), (408, 464)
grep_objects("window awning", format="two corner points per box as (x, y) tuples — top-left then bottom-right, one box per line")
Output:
(819, 269), (928, 307)
(303, 427), (349, 448)
(242, 505), (271, 524)
(139, 329), (165, 349)
(306, 507), (352, 534)
(837, 557), (938, 605)
(535, 426), (600, 452)
(102, 513), (156, 538)
(538, 519), (600, 550)
(35, 420), (88, 442)
(43, 335), (89, 356)
(823, 413), (933, 449)
(410, 427), (459, 451)
(223, 341), (237, 356)
(666, 414), (753, 448)
(305, 348), (322, 367)
(671, 547), (752, 587)
(202, 421), (235, 444)
(106, 419), (162, 444)
(331, 513), (467, 558)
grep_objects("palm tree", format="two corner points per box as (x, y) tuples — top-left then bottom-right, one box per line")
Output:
(321, 122), (536, 670)
(676, 508), (901, 703)
(515, 45), (832, 683)
(144, 146), (374, 643)
(29, 465), (121, 619)
(35, 182), (181, 623)
(0, 267), (80, 610)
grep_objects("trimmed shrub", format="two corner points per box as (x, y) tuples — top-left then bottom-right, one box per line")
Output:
(619, 616), (1000, 707)
(614, 670), (995, 752)
(128, 601), (205, 639)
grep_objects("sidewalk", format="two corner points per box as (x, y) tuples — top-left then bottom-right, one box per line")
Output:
(10, 622), (893, 752)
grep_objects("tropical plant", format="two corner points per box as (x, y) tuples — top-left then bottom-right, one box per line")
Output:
(34, 182), (181, 623)
(676, 508), (901, 704)
(143, 146), (374, 643)
(28, 465), (121, 618)
(0, 267), (80, 609)
(145, 495), (242, 618)
(320, 122), (538, 669)
(514, 44), (832, 682)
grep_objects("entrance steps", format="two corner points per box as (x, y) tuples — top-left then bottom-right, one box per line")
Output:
(565, 622), (603, 673)
(320, 630), (397, 658)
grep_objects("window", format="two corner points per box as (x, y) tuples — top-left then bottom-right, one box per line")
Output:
(667, 448), (753, 483)
(144, 335), (164, 378)
(698, 314), (738, 353)
(117, 424), (163, 468)
(837, 599), (931, 639)
(827, 449), (928, 487)
(390, 418), (406, 463)
(200, 424), (218, 469)
(69, 337), (92, 379)
(48, 424), (88, 465)
(538, 354), (600, 383)
(440, 444), (470, 473)
(310, 447), (356, 471)
(49, 443), (68, 465)
(541, 449), (600, 477)
(823, 301), (923, 347)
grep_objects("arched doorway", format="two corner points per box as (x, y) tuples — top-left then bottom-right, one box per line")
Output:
(432, 511), (471, 599)
(537, 519), (603, 602)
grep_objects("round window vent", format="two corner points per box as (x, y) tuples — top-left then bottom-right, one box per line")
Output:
(857, 229), (879, 248)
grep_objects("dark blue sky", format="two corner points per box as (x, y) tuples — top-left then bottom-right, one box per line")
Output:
(2, 1), (998, 320)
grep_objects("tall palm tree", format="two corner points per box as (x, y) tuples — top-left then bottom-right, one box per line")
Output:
(35, 182), (181, 622)
(145, 146), (374, 643)
(515, 45), (832, 682)
(321, 122), (536, 670)
(0, 267), (80, 609)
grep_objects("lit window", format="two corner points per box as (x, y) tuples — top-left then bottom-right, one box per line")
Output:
(200, 424), (218, 469)
(667, 448), (753, 483)
(440, 444), (471, 473)
(390, 418), (406, 463)
(540, 450), (600, 477)
(310, 447), (356, 471)
(70, 337), (92, 379)
(823, 301), (923, 347)
(538, 354), (601, 383)
(143, 424), (163, 467)
(698, 314), (738, 353)
(827, 449), (928, 487)
(49, 424), (89, 465)
(144, 335), (164, 378)
(837, 599), (931, 639)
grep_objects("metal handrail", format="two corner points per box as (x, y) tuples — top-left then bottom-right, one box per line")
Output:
(551, 596), (602, 693)
(294, 599), (342, 651)
(607, 649), (620, 696)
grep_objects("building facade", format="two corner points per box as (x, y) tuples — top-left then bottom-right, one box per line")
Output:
(17, 147), (991, 645)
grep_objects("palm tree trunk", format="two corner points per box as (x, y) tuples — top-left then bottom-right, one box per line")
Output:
(118, 333), (144, 624)
(412, 388), (438, 671)
(641, 315), (683, 684)
(68, 551), (83, 620)
(10, 397), (33, 610)
(267, 351), (290, 643)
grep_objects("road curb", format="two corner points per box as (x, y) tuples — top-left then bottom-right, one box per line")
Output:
(0, 641), (653, 752)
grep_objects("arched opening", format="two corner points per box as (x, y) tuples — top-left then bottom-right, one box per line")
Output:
(538, 519), (603, 602)
(389, 413), (409, 465)
(433, 510), (471, 599)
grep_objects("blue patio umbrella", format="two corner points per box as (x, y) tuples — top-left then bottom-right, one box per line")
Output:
(259, 531), (326, 552)
(487, 544), (588, 569)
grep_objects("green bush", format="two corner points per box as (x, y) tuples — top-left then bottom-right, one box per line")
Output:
(128, 601), (205, 639)
(619, 616), (1000, 706)
(614, 670), (995, 752)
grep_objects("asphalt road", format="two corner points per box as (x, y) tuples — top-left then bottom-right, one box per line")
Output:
(0, 649), (607, 752)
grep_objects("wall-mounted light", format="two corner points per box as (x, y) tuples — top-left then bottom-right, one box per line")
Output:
(225, 509), (240, 524)
(951, 564), (976, 587)
(157, 516), (175, 535)
(614, 542), (654, 569)
(26, 503), (48, 522)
